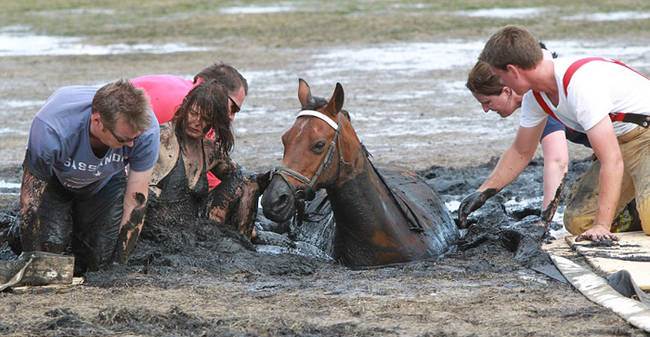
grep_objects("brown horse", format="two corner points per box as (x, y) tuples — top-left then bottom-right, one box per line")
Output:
(261, 79), (458, 268)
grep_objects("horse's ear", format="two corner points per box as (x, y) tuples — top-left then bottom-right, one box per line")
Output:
(298, 78), (313, 109)
(325, 82), (344, 115)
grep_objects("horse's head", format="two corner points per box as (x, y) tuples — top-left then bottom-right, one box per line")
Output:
(262, 79), (358, 222)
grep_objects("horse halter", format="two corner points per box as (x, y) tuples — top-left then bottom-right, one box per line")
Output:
(272, 110), (342, 202)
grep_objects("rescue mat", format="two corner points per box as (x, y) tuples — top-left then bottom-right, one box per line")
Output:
(0, 251), (75, 291)
(551, 255), (650, 332)
(565, 231), (650, 290)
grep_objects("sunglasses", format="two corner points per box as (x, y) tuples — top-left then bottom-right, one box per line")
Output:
(228, 95), (241, 114)
(100, 118), (138, 144)
(107, 127), (138, 144)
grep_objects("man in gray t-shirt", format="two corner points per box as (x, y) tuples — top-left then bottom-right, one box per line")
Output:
(17, 79), (160, 273)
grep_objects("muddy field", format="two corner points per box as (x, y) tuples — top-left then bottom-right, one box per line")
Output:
(3, 158), (647, 337)
(1, 1), (650, 336)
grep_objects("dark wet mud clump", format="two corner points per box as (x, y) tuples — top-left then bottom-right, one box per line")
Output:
(420, 157), (592, 276)
(85, 218), (324, 289)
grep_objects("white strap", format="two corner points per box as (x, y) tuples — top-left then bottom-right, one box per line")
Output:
(297, 110), (338, 130)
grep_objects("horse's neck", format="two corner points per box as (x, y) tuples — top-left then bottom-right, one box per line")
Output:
(326, 154), (403, 242)
(329, 149), (376, 195)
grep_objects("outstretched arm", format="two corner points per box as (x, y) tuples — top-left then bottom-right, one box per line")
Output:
(480, 123), (544, 191)
(458, 123), (544, 227)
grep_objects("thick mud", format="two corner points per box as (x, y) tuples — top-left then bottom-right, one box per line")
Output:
(0, 157), (647, 336)
(2, 1), (650, 335)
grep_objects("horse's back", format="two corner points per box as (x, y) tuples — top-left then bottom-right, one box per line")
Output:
(376, 167), (459, 256)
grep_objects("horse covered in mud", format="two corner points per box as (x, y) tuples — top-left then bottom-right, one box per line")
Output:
(261, 79), (459, 268)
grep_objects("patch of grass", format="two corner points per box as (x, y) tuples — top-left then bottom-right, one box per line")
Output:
(1, 0), (650, 47)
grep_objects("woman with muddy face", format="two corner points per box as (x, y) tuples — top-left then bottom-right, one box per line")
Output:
(144, 80), (261, 242)
(465, 60), (570, 213)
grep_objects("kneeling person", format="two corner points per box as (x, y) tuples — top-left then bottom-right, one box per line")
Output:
(145, 79), (261, 239)
(461, 25), (650, 242)
(18, 80), (160, 272)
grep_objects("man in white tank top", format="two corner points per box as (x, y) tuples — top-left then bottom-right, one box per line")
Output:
(458, 25), (650, 243)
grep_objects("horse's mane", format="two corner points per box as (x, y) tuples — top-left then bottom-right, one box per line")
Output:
(303, 96), (328, 111)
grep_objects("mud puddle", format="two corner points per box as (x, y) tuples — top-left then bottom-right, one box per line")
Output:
(2, 156), (646, 336)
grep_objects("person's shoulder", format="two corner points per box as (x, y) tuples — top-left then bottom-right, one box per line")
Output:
(137, 108), (161, 143)
(131, 74), (192, 87)
(158, 121), (173, 138)
(52, 85), (100, 98)
(36, 85), (96, 122)
(553, 56), (619, 77)
(521, 91), (538, 107)
(551, 56), (577, 72)
(520, 90), (545, 117)
(43, 85), (98, 110)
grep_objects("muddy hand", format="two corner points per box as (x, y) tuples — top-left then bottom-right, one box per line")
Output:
(212, 160), (236, 179)
(575, 225), (619, 244)
(541, 173), (566, 228)
(115, 192), (147, 264)
(457, 188), (497, 229)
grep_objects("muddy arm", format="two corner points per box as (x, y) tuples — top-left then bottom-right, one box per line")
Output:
(18, 168), (48, 251)
(208, 159), (237, 180)
(208, 170), (270, 239)
(114, 168), (152, 264)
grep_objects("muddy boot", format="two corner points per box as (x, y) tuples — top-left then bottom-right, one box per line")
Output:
(0, 255), (31, 291)
(5, 217), (23, 255)
(0, 251), (74, 291)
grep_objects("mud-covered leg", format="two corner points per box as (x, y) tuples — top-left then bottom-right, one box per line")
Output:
(629, 152), (650, 235)
(19, 168), (73, 254)
(564, 160), (634, 236)
(72, 172), (126, 272)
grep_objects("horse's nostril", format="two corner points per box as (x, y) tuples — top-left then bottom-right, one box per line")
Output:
(277, 194), (288, 207)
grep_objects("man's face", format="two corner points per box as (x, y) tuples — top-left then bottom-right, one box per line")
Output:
(98, 115), (141, 148)
(227, 86), (246, 122)
(490, 65), (530, 96)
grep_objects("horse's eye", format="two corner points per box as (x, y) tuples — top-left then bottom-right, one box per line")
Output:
(311, 140), (326, 154)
